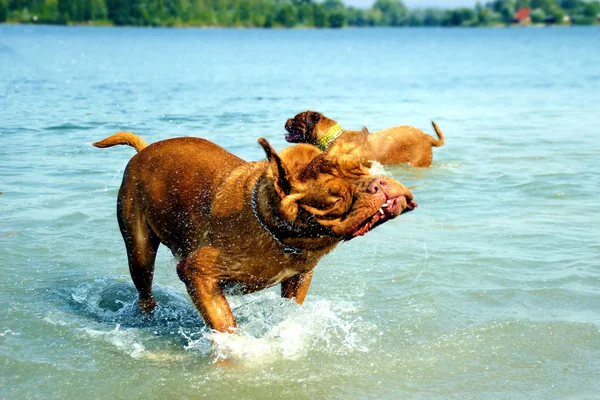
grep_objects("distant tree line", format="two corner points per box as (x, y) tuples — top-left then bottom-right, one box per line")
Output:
(1, 0), (598, 27)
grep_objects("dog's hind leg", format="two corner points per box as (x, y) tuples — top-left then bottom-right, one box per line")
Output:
(117, 191), (160, 314)
(411, 149), (434, 167)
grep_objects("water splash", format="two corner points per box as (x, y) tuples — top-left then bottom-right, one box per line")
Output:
(64, 278), (375, 364)
(368, 161), (386, 175)
(191, 294), (372, 365)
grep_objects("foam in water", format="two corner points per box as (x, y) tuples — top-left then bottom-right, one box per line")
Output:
(191, 295), (372, 365)
(368, 161), (385, 175)
(64, 278), (375, 365)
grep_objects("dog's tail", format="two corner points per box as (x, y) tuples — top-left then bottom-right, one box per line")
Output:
(92, 132), (148, 153)
(430, 121), (445, 147)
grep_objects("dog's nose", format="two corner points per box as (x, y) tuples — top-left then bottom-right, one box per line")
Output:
(285, 119), (293, 129)
(367, 178), (388, 194)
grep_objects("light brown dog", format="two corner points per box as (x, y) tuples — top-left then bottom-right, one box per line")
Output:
(93, 132), (416, 333)
(285, 111), (445, 167)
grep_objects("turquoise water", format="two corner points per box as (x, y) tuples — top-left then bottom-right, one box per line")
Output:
(1, 25), (599, 398)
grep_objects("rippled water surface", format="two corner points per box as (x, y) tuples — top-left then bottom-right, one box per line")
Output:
(1, 25), (599, 399)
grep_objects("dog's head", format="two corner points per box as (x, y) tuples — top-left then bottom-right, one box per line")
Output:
(258, 138), (416, 240)
(285, 110), (327, 144)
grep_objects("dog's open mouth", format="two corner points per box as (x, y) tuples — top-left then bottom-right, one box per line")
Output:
(350, 196), (417, 238)
(284, 120), (303, 143)
(285, 131), (302, 143)
(284, 124), (303, 143)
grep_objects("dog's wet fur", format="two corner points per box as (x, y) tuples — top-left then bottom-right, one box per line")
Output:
(93, 132), (416, 333)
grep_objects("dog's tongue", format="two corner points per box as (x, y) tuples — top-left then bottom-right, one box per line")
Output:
(285, 131), (301, 143)
(352, 217), (377, 237)
(352, 210), (386, 238)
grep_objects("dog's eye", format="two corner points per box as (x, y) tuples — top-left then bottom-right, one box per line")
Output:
(328, 186), (344, 198)
(329, 196), (342, 204)
(327, 187), (349, 207)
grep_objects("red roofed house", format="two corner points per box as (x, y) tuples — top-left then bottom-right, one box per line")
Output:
(514, 8), (532, 24)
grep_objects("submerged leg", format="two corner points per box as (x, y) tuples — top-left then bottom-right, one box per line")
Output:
(118, 194), (160, 313)
(281, 271), (314, 305)
(177, 247), (236, 333)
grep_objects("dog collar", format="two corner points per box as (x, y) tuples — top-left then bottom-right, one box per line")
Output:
(251, 180), (303, 256)
(316, 123), (343, 151)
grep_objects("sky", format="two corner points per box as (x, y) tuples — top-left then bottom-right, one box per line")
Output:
(344, 0), (479, 8)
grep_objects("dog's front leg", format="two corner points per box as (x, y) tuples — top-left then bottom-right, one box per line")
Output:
(186, 275), (236, 333)
(281, 271), (314, 305)
(177, 248), (236, 333)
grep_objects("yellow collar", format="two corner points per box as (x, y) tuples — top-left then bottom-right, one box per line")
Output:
(315, 123), (343, 151)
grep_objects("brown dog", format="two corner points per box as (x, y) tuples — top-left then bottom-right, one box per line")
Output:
(285, 111), (445, 167)
(93, 132), (416, 333)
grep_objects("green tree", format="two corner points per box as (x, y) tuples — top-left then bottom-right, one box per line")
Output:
(548, 4), (565, 23)
(58, 0), (71, 19)
(515, 0), (531, 8)
(275, 3), (294, 27)
(322, 0), (345, 27)
(373, 0), (408, 26)
(423, 8), (444, 26)
(328, 10), (345, 27)
(559, 0), (581, 10)
(254, 0), (273, 27)
(531, 0), (555, 13)
(91, 0), (107, 20)
(39, 0), (59, 22)
(408, 8), (424, 26)
(444, 7), (476, 26)
(346, 6), (367, 26)
(0, 0), (7, 22)
(363, 8), (381, 26)
(295, 1), (313, 26)
(489, 0), (515, 13)
(500, 4), (515, 23)
(235, 0), (251, 25)
(213, 0), (228, 26)
(459, 7), (476, 24)
(322, 0), (344, 12)
(105, 0), (133, 25)
(477, 7), (496, 25)
(313, 2), (326, 27)
(583, 1), (600, 18)
(530, 7), (545, 22)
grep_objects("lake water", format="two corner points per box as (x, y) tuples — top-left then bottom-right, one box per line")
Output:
(1, 25), (599, 399)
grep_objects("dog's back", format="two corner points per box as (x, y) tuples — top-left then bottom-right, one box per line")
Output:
(376, 122), (444, 147)
(119, 137), (247, 256)
(366, 122), (444, 166)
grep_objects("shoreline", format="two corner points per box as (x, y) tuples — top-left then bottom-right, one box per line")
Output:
(1, 21), (596, 30)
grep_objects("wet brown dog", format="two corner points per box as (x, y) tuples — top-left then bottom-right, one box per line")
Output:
(93, 132), (416, 333)
(285, 111), (445, 167)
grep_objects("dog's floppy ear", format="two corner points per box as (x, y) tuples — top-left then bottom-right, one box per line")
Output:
(305, 111), (323, 134)
(279, 192), (305, 221)
(258, 138), (293, 197)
